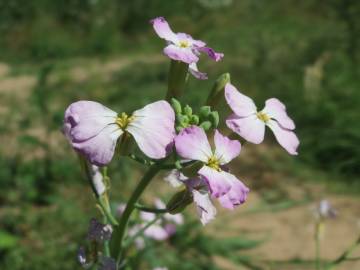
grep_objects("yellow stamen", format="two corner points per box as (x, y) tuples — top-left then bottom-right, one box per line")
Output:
(207, 156), (221, 171)
(179, 40), (189, 48)
(256, 111), (270, 123)
(116, 112), (135, 129)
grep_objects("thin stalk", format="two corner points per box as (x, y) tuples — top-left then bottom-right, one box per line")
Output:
(315, 222), (322, 270)
(325, 235), (360, 270)
(109, 162), (163, 263)
(123, 215), (162, 248)
(134, 203), (168, 214)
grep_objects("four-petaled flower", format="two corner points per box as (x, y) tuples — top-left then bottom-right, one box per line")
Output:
(63, 100), (175, 166)
(174, 126), (249, 209)
(225, 83), (300, 155)
(150, 16), (224, 80)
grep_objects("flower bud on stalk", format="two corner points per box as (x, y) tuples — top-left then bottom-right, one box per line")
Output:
(166, 189), (193, 214)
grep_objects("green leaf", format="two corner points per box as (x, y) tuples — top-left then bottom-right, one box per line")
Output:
(0, 230), (19, 250)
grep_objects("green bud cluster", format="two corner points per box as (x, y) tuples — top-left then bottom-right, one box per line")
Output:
(171, 98), (220, 133)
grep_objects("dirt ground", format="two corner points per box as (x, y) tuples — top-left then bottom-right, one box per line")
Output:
(1, 58), (359, 270)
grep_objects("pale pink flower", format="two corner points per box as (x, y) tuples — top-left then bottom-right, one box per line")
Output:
(63, 100), (175, 165)
(174, 126), (249, 222)
(225, 83), (300, 155)
(150, 16), (223, 80)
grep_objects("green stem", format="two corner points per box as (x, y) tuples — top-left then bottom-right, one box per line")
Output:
(315, 222), (322, 270)
(109, 162), (163, 263)
(166, 60), (188, 101)
(325, 235), (360, 270)
(123, 215), (162, 249)
(134, 203), (168, 214)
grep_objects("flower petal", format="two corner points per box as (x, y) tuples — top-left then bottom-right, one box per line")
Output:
(188, 62), (208, 80)
(144, 225), (169, 241)
(198, 166), (232, 197)
(164, 169), (186, 188)
(226, 114), (265, 144)
(127, 101), (175, 159)
(224, 83), (257, 117)
(174, 126), (212, 163)
(72, 124), (123, 166)
(164, 44), (199, 64)
(198, 46), (224, 62)
(64, 101), (117, 142)
(267, 120), (299, 155)
(217, 174), (249, 210)
(192, 189), (217, 225)
(214, 129), (241, 165)
(263, 98), (295, 130)
(150, 17), (178, 43)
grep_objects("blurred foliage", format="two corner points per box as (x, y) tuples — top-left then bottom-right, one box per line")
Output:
(0, 0), (359, 269)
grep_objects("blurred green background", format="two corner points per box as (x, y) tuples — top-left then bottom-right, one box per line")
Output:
(0, 0), (359, 269)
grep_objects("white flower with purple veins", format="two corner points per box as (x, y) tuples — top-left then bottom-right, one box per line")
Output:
(174, 126), (249, 211)
(151, 16), (224, 80)
(225, 83), (300, 155)
(63, 100), (175, 166)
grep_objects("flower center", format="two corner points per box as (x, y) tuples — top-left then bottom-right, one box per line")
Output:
(116, 112), (134, 129)
(207, 156), (221, 171)
(179, 40), (189, 48)
(256, 111), (270, 123)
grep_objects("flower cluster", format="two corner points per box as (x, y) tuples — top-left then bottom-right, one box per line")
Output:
(64, 15), (300, 269)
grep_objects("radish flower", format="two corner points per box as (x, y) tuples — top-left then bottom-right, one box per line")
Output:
(63, 100), (175, 166)
(151, 16), (223, 79)
(174, 126), (249, 208)
(225, 83), (300, 155)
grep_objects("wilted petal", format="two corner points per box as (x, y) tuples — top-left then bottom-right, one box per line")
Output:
(72, 124), (123, 166)
(175, 126), (212, 163)
(263, 98), (295, 130)
(267, 120), (299, 155)
(198, 166), (231, 197)
(226, 114), (265, 144)
(189, 62), (208, 80)
(225, 83), (257, 117)
(214, 130), (241, 165)
(192, 189), (217, 225)
(150, 17), (178, 43)
(218, 174), (249, 210)
(127, 101), (175, 159)
(87, 218), (113, 243)
(77, 246), (87, 266)
(64, 101), (117, 142)
(198, 46), (224, 62)
(164, 44), (199, 64)
(90, 165), (106, 196)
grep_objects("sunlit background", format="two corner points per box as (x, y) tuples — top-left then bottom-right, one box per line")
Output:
(0, 0), (359, 269)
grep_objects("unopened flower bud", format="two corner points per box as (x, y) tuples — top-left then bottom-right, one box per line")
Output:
(209, 111), (219, 128)
(184, 105), (192, 116)
(190, 115), (199, 125)
(166, 189), (193, 214)
(171, 98), (182, 114)
(199, 121), (212, 131)
(199, 106), (211, 120)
